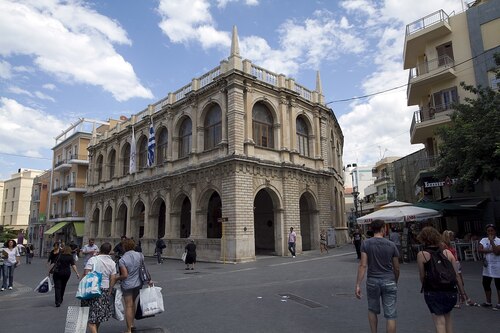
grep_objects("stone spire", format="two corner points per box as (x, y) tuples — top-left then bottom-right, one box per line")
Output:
(230, 25), (240, 57)
(316, 70), (323, 94)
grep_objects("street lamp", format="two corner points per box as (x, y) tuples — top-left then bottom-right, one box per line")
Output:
(359, 199), (364, 217)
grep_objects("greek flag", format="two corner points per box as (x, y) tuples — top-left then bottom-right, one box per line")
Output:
(129, 126), (136, 173)
(147, 120), (155, 167)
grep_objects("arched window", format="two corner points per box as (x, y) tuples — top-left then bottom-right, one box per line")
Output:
(157, 128), (168, 164)
(252, 103), (274, 148)
(179, 118), (192, 158)
(296, 117), (309, 156)
(138, 136), (148, 170)
(204, 104), (222, 150)
(96, 155), (103, 183)
(108, 149), (116, 179)
(121, 143), (130, 175)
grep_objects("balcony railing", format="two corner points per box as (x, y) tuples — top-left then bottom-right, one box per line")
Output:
(406, 9), (450, 36)
(409, 55), (454, 79)
(69, 154), (89, 161)
(410, 104), (455, 134)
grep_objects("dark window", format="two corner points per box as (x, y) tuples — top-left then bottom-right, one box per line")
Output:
(252, 103), (274, 148)
(204, 105), (222, 150)
(179, 118), (192, 158)
(138, 136), (148, 170)
(108, 149), (116, 179)
(296, 117), (309, 156)
(96, 155), (103, 182)
(433, 86), (458, 111)
(122, 143), (130, 175)
(157, 128), (168, 164)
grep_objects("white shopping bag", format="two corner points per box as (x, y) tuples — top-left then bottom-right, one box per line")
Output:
(34, 276), (52, 293)
(139, 286), (164, 316)
(113, 288), (125, 321)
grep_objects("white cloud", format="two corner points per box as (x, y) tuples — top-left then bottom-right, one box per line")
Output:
(0, 0), (153, 101)
(34, 91), (55, 102)
(43, 83), (57, 90)
(217, 0), (259, 8)
(0, 97), (67, 157)
(0, 60), (12, 79)
(8, 86), (32, 96)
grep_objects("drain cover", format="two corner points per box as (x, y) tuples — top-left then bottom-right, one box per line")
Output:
(277, 293), (324, 308)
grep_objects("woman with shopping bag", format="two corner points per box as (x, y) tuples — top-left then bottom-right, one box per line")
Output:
(48, 245), (80, 307)
(80, 242), (117, 333)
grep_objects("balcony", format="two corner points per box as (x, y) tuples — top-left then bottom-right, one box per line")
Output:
(404, 10), (452, 68)
(374, 175), (392, 185)
(54, 159), (71, 171)
(68, 154), (89, 165)
(410, 104), (454, 144)
(49, 211), (85, 222)
(407, 55), (456, 105)
(32, 195), (40, 202)
(412, 155), (439, 185)
(51, 186), (69, 197)
(67, 182), (87, 193)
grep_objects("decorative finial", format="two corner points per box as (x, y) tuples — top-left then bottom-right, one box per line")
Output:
(230, 25), (240, 57)
(316, 70), (323, 94)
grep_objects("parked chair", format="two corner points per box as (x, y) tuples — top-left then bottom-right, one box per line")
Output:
(464, 242), (475, 261)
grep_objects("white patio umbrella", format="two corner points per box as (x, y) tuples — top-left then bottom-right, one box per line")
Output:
(356, 201), (441, 224)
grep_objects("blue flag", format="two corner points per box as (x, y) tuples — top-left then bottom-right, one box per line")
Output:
(147, 120), (155, 167)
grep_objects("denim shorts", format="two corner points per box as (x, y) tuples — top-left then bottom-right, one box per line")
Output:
(366, 278), (398, 319)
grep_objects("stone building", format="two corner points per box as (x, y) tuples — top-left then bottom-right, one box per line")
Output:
(85, 27), (346, 262)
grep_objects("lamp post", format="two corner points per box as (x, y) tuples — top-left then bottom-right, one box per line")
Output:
(359, 199), (364, 217)
(353, 188), (359, 218)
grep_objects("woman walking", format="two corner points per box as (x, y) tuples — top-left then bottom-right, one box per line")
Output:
(81, 242), (117, 333)
(417, 227), (465, 333)
(478, 224), (500, 310)
(1, 240), (21, 291)
(117, 238), (144, 333)
(25, 243), (34, 264)
(49, 245), (80, 307)
(184, 239), (197, 270)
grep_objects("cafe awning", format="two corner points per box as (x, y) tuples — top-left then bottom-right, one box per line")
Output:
(44, 222), (70, 235)
(73, 222), (85, 237)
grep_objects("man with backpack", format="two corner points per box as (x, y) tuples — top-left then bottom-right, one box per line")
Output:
(155, 237), (166, 264)
(417, 226), (465, 333)
(355, 219), (400, 333)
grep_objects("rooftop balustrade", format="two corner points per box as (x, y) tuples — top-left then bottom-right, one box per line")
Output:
(406, 9), (450, 36)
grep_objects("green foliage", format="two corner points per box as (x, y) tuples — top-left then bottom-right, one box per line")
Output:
(435, 55), (500, 186)
(0, 226), (18, 244)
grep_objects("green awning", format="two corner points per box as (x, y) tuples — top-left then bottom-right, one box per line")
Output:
(73, 222), (85, 237)
(44, 222), (70, 235)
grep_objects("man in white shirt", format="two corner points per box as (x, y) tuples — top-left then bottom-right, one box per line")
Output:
(81, 239), (99, 266)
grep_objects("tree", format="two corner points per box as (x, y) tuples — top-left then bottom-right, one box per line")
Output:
(0, 226), (18, 243)
(435, 53), (500, 186)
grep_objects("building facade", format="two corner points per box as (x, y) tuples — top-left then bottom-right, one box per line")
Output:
(0, 168), (44, 233)
(84, 27), (346, 262)
(27, 170), (50, 255)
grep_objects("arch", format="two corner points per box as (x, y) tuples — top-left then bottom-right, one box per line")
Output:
(96, 154), (104, 183)
(116, 203), (128, 238)
(206, 191), (222, 238)
(253, 187), (282, 254)
(103, 206), (112, 238)
(179, 117), (192, 158)
(138, 135), (148, 170)
(296, 115), (311, 157)
(132, 200), (145, 239)
(108, 149), (116, 179)
(204, 104), (222, 150)
(252, 102), (274, 148)
(121, 143), (130, 175)
(156, 127), (168, 165)
(90, 207), (100, 239)
(299, 191), (318, 251)
(151, 197), (166, 239)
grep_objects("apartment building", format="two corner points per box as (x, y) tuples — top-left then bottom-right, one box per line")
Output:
(402, 0), (500, 234)
(0, 168), (44, 233)
(84, 27), (346, 262)
(43, 118), (113, 249)
(27, 170), (50, 254)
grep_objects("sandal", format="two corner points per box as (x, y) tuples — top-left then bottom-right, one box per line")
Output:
(466, 299), (479, 306)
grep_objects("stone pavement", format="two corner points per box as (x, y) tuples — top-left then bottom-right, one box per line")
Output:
(0, 245), (497, 332)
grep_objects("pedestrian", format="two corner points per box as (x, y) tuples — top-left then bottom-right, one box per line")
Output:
(441, 230), (478, 307)
(389, 228), (402, 263)
(117, 238), (144, 333)
(47, 242), (61, 266)
(355, 219), (399, 333)
(49, 245), (80, 307)
(320, 229), (328, 254)
(184, 239), (197, 270)
(288, 227), (297, 258)
(352, 228), (363, 259)
(478, 224), (500, 310)
(26, 243), (34, 264)
(81, 239), (99, 266)
(81, 242), (117, 333)
(113, 236), (127, 262)
(1, 240), (21, 291)
(155, 237), (166, 264)
(417, 226), (465, 333)
(69, 240), (80, 262)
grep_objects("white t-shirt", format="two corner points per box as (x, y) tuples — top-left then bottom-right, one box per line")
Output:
(85, 255), (117, 289)
(2, 247), (20, 266)
(480, 236), (500, 278)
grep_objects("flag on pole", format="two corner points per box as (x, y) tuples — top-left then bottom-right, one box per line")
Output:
(129, 126), (136, 173)
(147, 119), (155, 167)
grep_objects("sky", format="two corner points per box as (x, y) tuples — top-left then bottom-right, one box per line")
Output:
(0, 0), (468, 181)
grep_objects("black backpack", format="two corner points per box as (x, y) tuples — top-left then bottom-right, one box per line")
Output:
(422, 248), (457, 292)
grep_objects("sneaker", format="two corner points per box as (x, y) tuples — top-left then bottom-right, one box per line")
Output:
(481, 302), (492, 307)
(0, 288), (4, 291)
(8, 287), (12, 290)
(292, 256), (296, 258)
(493, 304), (500, 311)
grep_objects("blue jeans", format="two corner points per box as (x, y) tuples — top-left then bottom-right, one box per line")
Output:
(288, 242), (296, 256)
(2, 264), (15, 289)
(366, 277), (398, 319)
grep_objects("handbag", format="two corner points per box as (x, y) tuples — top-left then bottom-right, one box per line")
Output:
(112, 288), (125, 321)
(181, 252), (187, 263)
(49, 253), (61, 274)
(139, 258), (151, 284)
(76, 259), (103, 300)
(139, 285), (164, 316)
